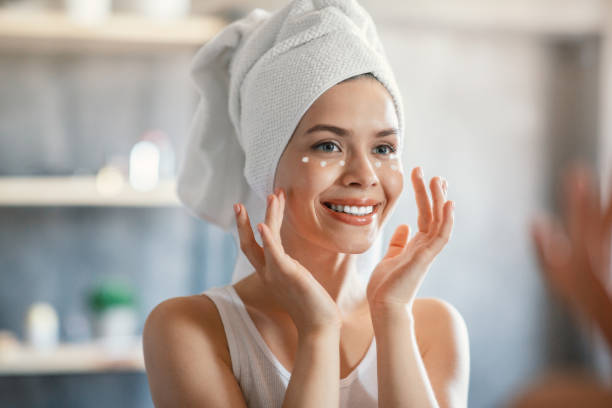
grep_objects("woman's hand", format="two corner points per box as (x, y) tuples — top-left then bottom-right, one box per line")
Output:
(367, 167), (455, 310)
(234, 188), (341, 335)
(531, 165), (612, 344)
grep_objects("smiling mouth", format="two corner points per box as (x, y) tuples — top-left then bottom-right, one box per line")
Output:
(322, 202), (382, 216)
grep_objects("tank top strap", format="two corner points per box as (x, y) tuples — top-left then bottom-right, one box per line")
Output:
(201, 285), (244, 381)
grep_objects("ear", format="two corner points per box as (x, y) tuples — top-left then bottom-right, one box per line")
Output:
(383, 224), (410, 260)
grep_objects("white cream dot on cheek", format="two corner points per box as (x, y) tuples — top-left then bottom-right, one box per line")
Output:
(390, 164), (398, 171)
(374, 161), (381, 168)
(302, 156), (309, 163)
(320, 161), (327, 167)
(339, 160), (345, 166)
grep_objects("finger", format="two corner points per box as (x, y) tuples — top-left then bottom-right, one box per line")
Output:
(258, 222), (291, 272)
(234, 203), (264, 271)
(429, 200), (454, 253)
(564, 166), (590, 250)
(265, 193), (275, 228)
(603, 185), (612, 233)
(544, 218), (576, 303)
(531, 217), (574, 304)
(600, 185), (612, 275)
(565, 166), (598, 270)
(383, 224), (411, 260)
(442, 178), (448, 197)
(531, 216), (551, 271)
(429, 176), (445, 235)
(530, 214), (567, 272)
(411, 167), (433, 232)
(270, 188), (285, 241)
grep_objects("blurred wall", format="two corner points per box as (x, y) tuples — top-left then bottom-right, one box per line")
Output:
(0, 51), (237, 407)
(0, 2), (605, 408)
(378, 24), (600, 408)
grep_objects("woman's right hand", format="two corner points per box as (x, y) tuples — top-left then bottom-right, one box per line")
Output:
(234, 188), (341, 336)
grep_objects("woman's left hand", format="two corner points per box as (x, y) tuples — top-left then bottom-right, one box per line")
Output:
(366, 167), (455, 310)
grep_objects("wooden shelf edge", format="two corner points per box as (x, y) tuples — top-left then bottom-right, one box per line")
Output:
(0, 9), (227, 49)
(0, 176), (181, 207)
(0, 337), (145, 376)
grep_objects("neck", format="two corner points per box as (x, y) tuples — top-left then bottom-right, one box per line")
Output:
(278, 223), (369, 316)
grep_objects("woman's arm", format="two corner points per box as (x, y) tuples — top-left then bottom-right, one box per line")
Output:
(366, 168), (468, 406)
(143, 297), (248, 408)
(143, 295), (341, 408)
(234, 190), (345, 406)
(282, 326), (341, 408)
(371, 299), (470, 408)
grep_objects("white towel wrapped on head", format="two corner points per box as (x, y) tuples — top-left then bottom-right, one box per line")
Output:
(177, 0), (404, 283)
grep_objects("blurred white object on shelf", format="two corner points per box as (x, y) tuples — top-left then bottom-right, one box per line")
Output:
(95, 307), (138, 355)
(121, 0), (191, 20)
(145, 130), (175, 179)
(24, 302), (59, 351)
(0, 330), (21, 363)
(64, 0), (112, 24)
(129, 140), (160, 191)
(96, 164), (126, 196)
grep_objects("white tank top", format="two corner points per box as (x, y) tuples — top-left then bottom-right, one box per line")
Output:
(202, 285), (379, 408)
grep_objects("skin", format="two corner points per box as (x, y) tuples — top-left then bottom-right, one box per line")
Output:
(143, 77), (470, 407)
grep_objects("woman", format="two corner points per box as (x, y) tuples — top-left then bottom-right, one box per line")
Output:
(143, 1), (470, 407)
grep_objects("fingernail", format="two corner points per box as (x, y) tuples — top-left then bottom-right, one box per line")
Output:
(418, 167), (424, 178)
(257, 224), (263, 234)
(451, 201), (455, 209)
(234, 203), (240, 215)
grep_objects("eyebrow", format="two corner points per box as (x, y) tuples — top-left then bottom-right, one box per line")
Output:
(304, 124), (399, 138)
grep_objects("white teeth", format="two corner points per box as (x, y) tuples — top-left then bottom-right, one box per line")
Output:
(328, 203), (374, 215)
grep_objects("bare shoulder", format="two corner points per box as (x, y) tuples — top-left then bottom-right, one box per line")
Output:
(142, 294), (245, 407)
(413, 297), (470, 407)
(144, 294), (230, 362)
(413, 298), (469, 342)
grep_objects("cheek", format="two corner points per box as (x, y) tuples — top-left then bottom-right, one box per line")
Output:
(276, 155), (340, 205)
(376, 161), (404, 201)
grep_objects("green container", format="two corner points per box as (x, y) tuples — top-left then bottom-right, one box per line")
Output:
(88, 279), (136, 314)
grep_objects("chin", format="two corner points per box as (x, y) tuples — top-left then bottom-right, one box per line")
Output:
(327, 236), (376, 254)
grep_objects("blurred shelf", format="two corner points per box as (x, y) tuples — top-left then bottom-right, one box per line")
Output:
(0, 337), (145, 375)
(368, 0), (606, 37)
(0, 9), (227, 52)
(0, 176), (180, 207)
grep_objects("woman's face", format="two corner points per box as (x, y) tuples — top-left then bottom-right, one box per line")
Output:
(273, 77), (404, 253)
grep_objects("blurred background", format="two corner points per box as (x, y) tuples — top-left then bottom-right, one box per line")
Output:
(0, 0), (610, 407)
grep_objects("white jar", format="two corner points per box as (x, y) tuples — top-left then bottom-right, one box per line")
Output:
(122, 0), (191, 20)
(95, 306), (137, 339)
(64, 0), (112, 24)
(24, 302), (59, 351)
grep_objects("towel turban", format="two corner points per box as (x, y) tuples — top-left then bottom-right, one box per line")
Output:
(176, 0), (404, 283)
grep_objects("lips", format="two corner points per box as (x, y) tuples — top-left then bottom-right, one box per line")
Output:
(322, 198), (381, 206)
(320, 200), (382, 226)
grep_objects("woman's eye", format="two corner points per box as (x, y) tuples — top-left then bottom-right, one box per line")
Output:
(313, 141), (340, 153)
(373, 144), (396, 155)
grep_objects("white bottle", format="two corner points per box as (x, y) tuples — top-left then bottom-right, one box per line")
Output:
(24, 302), (59, 351)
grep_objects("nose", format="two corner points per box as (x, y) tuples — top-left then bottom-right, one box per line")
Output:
(341, 149), (379, 188)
